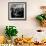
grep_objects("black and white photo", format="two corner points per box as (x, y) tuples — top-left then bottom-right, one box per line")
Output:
(8, 2), (26, 20)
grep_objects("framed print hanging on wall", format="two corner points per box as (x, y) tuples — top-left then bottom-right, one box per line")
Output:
(8, 2), (26, 20)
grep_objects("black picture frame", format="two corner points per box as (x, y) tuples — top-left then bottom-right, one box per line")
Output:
(8, 2), (27, 20)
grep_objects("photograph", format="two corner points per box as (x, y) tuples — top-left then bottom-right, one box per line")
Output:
(8, 2), (26, 20)
(1, 0), (46, 46)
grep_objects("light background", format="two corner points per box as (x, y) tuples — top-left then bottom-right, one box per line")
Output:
(0, 0), (46, 41)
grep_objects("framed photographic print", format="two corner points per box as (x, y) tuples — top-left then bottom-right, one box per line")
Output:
(8, 2), (26, 20)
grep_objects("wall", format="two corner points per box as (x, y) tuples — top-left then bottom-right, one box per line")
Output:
(0, 0), (46, 41)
